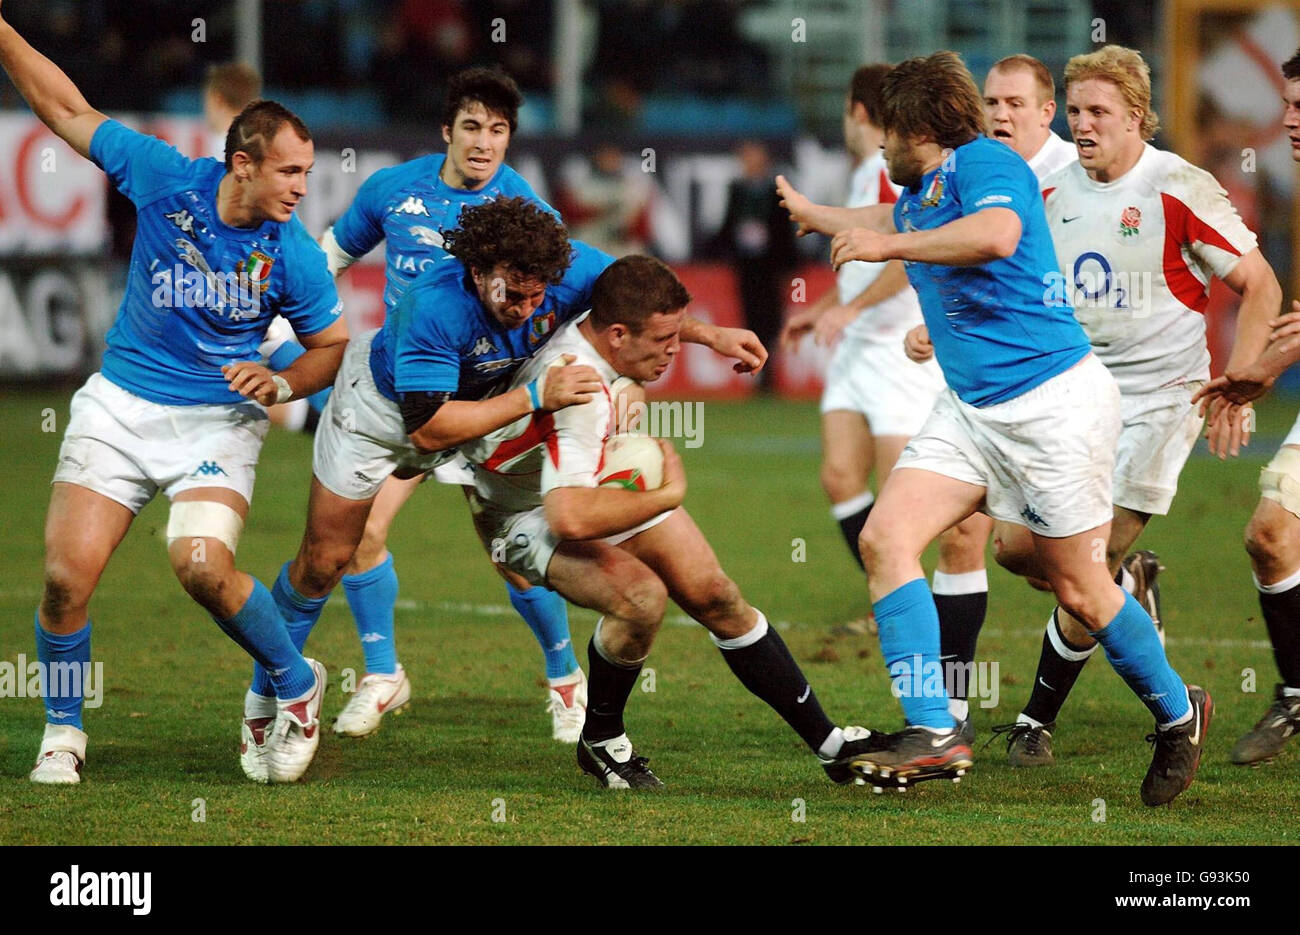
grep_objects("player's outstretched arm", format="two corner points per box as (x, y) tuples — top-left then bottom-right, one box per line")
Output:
(776, 175), (894, 236)
(545, 439), (686, 540)
(1212, 249), (1285, 401)
(408, 355), (602, 453)
(831, 208), (1021, 269)
(0, 8), (107, 159)
(679, 318), (768, 373)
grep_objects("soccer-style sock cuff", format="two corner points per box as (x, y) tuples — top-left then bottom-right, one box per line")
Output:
(1021, 610), (1096, 725)
(831, 491), (874, 571)
(34, 613), (91, 730)
(219, 578), (314, 699)
(507, 582), (579, 680)
(873, 578), (952, 729)
(714, 611), (836, 752)
(1092, 590), (1189, 725)
(343, 554), (400, 675)
(1255, 567), (1300, 688)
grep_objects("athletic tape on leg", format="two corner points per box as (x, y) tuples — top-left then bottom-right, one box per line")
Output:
(166, 501), (244, 555)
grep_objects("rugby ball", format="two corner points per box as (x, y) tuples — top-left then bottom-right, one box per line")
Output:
(597, 434), (664, 491)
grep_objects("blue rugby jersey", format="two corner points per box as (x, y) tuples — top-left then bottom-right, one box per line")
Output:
(894, 135), (1090, 406)
(331, 153), (556, 313)
(90, 120), (341, 405)
(368, 242), (614, 403)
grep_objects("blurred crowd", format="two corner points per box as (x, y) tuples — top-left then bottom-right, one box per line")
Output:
(0, 0), (773, 127)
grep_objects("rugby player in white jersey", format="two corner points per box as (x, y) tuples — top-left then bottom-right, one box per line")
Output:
(0, 6), (350, 785)
(461, 256), (883, 788)
(1203, 47), (1300, 765)
(780, 64), (989, 739)
(983, 54), (1077, 179)
(985, 46), (1283, 766)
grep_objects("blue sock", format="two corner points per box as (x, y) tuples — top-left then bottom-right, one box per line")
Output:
(873, 578), (953, 729)
(218, 578), (314, 699)
(342, 554), (399, 675)
(1092, 589), (1190, 725)
(507, 582), (579, 680)
(252, 561), (330, 695)
(34, 613), (91, 730)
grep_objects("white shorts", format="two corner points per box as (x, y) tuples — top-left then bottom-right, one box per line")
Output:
(895, 354), (1120, 539)
(1282, 410), (1300, 449)
(1112, 383), (1204, 515)
(313, 331), (452, 501)
(52, 372), (269, 513)
(480, 501), (672, 587)
(820, 333), (946, 437)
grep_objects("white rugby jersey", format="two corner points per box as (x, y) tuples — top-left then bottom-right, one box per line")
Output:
(461, 314), (617, 514)
(837, 151), (924, 341)
(1041, 144), (1257, 393)
(1026, 130), (1077, 180)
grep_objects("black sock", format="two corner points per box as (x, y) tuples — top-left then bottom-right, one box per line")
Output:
(833, 499), (872, 571)
(1022, 610), (1096, 725)
(936, 591), (988, 700)
(583, 635), (643, 744)
(716, 619), (835, 752)
(1259, 585), (1300, 687)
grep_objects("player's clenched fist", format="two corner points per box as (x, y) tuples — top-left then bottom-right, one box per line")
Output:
(538, 353), (602, 411)
(831, 227), (893, 269)
(904, 324), (933, 363)
(222, 361), (280, 406)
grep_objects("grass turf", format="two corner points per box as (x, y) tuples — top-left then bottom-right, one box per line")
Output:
(0, 387), (1295, 845)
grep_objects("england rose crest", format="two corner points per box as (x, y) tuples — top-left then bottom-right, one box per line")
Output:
(1119, 206), (1141, 237)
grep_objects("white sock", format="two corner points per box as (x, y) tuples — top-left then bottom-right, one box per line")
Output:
(1016, 712), (1043, 729)
(948, 698), (969, 721)
(830, 490), (874, 520)
(1119, 566), (1136, 594)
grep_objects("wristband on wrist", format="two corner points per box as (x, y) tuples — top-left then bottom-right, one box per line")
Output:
(272, 374), (293, 404)
(526, 379), (541, 411)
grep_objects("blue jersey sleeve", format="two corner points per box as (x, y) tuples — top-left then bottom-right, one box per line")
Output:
(332, 165), (396, 259)
(276, 217), (344, 336)
(392, 293), (465, 396)
(89, 119), (195, 207)
(951, 144), (1035, 222)
(498, 165), (562, 220)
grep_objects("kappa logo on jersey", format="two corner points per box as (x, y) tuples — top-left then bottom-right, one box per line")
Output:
(191, 460), (228, 477)
(529, 311), (557, 342)
(409, 225), (444, 247)
(470, 335), (497, 356)
(165, 208), (196, 234)
(395, 196), (430, 216)
(1119, 205), (1142, 237)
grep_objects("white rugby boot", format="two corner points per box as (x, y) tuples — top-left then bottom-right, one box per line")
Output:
(266, 659), (327, 783)
(332, 664), (411, 738)
(547, 671), (587, 743)
(30, 723), (87, 784)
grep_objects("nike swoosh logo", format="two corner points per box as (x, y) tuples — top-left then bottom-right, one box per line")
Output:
(1188, 705), (1202, 745)
(1038, 677), (1055, 691)
(376, 685), (405, 712)
(931, 732), (954, 748)
(1062, 216), (1080, 223)
(350, 378), (359, 388)
(796, 685), (810, 704)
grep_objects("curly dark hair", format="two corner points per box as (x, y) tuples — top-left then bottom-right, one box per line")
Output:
(442, 196), (573, 284)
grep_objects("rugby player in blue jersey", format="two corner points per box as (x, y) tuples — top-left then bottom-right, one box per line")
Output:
(779, 52), (1208, 805)
(293, 69), (601, 743)
(253, 196), (767, 769)
(0, 7), (349, 785)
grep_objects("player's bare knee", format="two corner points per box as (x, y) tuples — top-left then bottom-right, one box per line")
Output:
(40, 563), (87, 622)
(819, 461), (862, 504)
(616, 573), (667, 630)
(174, 561), (234, 612)
(683, 569), (744, 627)
(1244, 514), (1290, 566)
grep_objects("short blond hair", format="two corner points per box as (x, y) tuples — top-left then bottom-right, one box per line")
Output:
(1064, 45), (1158, 140)
(990, 54), (1055, 105)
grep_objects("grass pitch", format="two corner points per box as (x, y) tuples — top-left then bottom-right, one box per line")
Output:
(0, 386), (1296, 845)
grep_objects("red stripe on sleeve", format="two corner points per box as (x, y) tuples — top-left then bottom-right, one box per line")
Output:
(1160, 191), (1241, 313)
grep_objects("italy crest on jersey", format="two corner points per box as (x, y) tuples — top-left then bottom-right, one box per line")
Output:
(529, 311), (556, 344)
(921, 172), (946, 208)
(237, 250), (275, 295)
